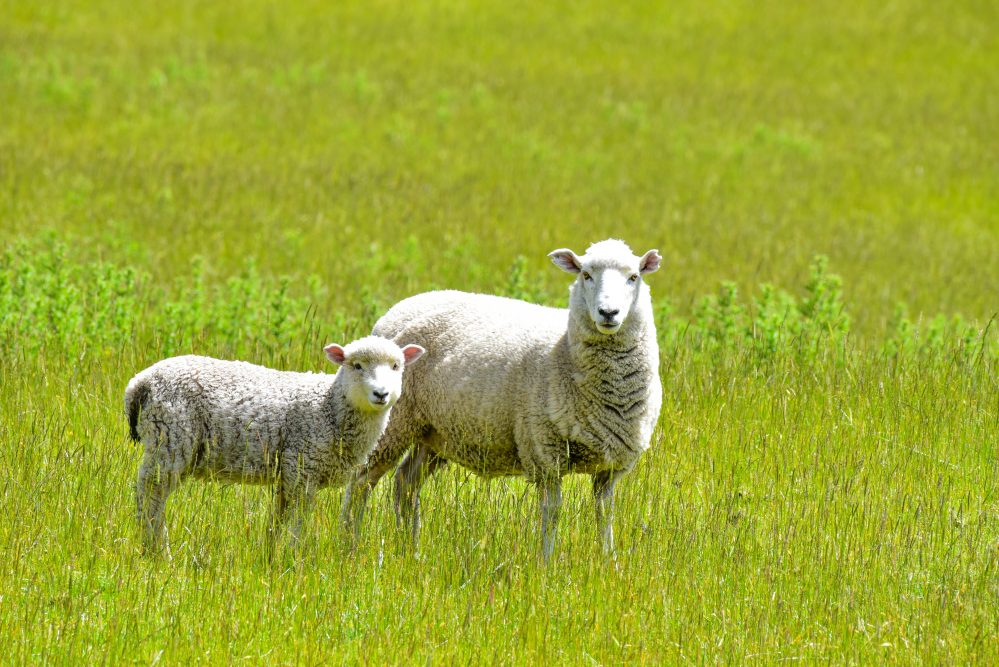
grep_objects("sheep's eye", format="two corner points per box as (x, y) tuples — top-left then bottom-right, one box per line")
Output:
(628, 274), (639, 283)
(392, 363), (399, 371)
(352, 363), (362, 370)
(582, 272), (592, 281)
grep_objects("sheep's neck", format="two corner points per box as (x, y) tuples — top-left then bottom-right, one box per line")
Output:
(323, 374), (389, 451)
(557, 307), (658, 458)
(565, 306), (657, 392)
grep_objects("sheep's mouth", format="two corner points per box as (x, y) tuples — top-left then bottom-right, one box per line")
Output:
(596, 320), (622, 334)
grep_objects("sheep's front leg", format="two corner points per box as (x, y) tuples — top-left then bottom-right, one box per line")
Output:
(268, 482), (290, 550)
(271, 479), (315, 554)
(537, 477), (563, 563)
(592, 469), (621, 556)
(136, 456), (177, 557)
(286, 488), (316, 549)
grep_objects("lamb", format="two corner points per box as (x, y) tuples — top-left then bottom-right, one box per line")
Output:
(124, 336), (425, 554)
(342, 239), (663, 560)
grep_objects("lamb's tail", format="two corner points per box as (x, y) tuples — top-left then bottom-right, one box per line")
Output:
(124, 376), (151, 443)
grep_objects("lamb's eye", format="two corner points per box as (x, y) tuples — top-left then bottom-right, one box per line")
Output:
(582, 272), (592, 281)
(392, 363), (399, 371)
(352, 363), (362, 370)
(628, 274), (639, 283)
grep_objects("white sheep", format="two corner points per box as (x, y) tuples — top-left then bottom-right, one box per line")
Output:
(342, 239), (662, 560)
(124, 336), (425, 554)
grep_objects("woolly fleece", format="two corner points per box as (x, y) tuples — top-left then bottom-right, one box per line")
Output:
(348, 239), (662, 556)
(125, 335), (412, 552)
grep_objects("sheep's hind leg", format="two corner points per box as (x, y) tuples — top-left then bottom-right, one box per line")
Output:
(592, 469), (622, 556)
(135, 454), (178, 557)
(537, 476), (563, 563)
(341, 420), (427, 544)
(341, 461), (395, 545)
(393, 440), (447, 548)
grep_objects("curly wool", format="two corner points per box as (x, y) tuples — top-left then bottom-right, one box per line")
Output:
(364, 247), (662, 482)
(125, 336), (407, 552)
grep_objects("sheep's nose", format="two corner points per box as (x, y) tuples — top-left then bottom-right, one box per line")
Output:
(372, 390), (389, 401)
(598, 307), (620, 319)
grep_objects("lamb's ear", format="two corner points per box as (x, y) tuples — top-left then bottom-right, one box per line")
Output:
(639, 249), (662, 275)
(548, 248), (582, 274)
(324, 344), (346, 365)
(401, 344), (426, 366)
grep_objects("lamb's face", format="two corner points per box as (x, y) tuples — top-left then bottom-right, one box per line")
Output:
(549, 240), (662, 335)
(324, 339), (426, 412)
(344, 353), (406, 411)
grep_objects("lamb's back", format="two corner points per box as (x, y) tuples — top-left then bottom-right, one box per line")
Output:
(136, 355), (333, 440)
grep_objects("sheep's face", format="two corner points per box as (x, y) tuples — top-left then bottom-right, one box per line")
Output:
(324, 341), (426, 411)
(549, 240), (662, 335)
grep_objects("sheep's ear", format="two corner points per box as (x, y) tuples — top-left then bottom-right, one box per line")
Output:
(401, 344), (426, 366)
(548, 248), (581, 274)
(639, 249), (662, 274)
(324, 344), (346, 365)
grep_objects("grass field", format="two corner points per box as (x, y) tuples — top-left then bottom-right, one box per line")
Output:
(2, 0), (998, 662)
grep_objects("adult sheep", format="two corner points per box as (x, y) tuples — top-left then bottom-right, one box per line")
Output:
(342, 239), (662, 560)
(125, 336), (425, 555)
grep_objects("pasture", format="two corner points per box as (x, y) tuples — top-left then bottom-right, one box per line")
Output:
(1, 0), (997, 662)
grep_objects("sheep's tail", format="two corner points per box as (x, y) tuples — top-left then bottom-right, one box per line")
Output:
(124, 376), (151, 443)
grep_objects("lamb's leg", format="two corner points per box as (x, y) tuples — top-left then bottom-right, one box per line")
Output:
(135, 454), (177, 557)
(284, 488), (315, 551)
(393, 441), (447, 547)
(267, 479), (290, 557)
(592, 469), (621, 556)
(271, 477), (314, 555)
(537, 477), (563, 563)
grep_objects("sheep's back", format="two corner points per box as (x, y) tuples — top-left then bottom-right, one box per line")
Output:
(374, 291), (565, 474)
(134, 356), (333, 452)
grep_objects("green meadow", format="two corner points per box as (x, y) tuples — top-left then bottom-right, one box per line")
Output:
(1, 0), (997, 662)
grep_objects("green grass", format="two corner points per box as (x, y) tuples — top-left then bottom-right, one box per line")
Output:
(1, 0), (998, 662)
